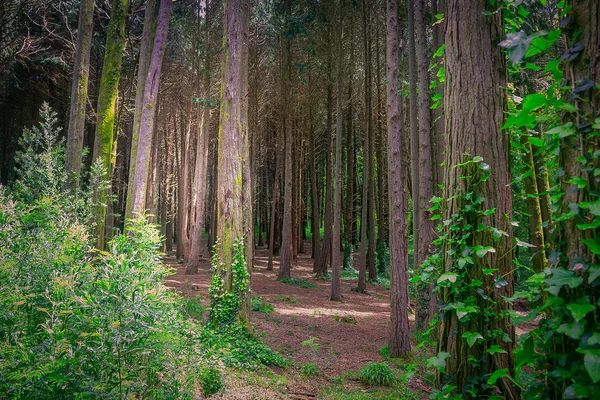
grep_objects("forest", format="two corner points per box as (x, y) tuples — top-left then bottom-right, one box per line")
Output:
(0, 0), (598, 398)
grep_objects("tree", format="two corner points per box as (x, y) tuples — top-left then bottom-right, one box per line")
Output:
(386, 0), (411, 357)
(214, 0), (250, 323)
(130, 0), (173, 219)
(64, 0), (94, 191)
(437, 1), (517, 398)
(92, 0), (130, 248)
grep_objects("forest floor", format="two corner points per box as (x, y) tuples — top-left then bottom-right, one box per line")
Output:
(164, 241), (433, 399)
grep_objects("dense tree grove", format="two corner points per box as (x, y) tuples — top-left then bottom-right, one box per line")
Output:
(1, 0), (599, 398)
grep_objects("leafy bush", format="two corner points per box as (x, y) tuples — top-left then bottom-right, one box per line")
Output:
(250, 296), (274, 313)
(358, 362), (396, 387)
(301, 363), (319, 377)
(200, 366), (223, 397)
(280, 277), (317, 289)
(0, 105), (208, 399)
(182, 295), (206, 321)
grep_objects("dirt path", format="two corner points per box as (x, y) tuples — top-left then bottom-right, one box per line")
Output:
(164, 241), (425, 398)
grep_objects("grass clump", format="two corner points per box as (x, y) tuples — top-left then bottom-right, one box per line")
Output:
(277, 295), (299, 304)
(182, 295), (206, 320)
(301, 363), (319, 377)
(251, 295), (274, 313)
(280, 277), (317, 289)
(200, 366), (223, 397)
(358, 362), (396, 387)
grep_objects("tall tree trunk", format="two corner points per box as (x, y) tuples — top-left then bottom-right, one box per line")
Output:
(387, 0), (411, 358)
(279, 3), (293, 280)
(438, 1), (517, 397)
(344, 46), (355, 248)
(267, 128), (281, 271)
(331, 2), (343, 302)
(431, 0), (445, 188)
(414, 0), (436, 331)
(177, 107), (193, 259)
(92, 0), (130, 249)
(214, 0), (250, 325)
(130, 0), (172, 220)
(187, 4), (212, 274)
(310, 78), (321, 263)
(407, 0), (419, 265)
(125, 0), (159, 221)
(65, 0), (94, 190)
(145, 118), (159, 221)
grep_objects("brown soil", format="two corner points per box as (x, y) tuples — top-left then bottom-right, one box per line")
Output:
(164, 241), (428, 399)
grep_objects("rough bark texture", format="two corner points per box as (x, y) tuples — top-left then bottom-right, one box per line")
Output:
(438, 1), (517, 398)
(407, 0), (419, 262)
(130, 0), (172, 219)
(414, 0), (436, 332)
(330, 3), (343, 302)
(65, 0), (94, 190)
(92, 0), (129, 249)
(125, 0), (158, 221)
(310, 81), (321, 263)
(215, 0), (249, 324)
(386, 0), (411, 358)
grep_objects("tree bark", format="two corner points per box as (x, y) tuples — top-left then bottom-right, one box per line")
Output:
(387, 0), (411, 358)
(438, 1), (517, 397)
(407, 0), (419, 263)
(65, 0), (94, 191)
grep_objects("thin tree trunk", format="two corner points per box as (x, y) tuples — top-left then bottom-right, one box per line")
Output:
(407, 0), (419, 265)
(387, 0), (411, 357)
(310, 78), (321, 263)
(65, 0), (94, 190)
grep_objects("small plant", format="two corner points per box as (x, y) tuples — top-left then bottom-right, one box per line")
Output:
(250, 295), (274, 313)
(358, 362), (396, 387)
(379, 345), (390, 360)
(280, 277), (317, 289)
(182, 295), (205, 320)
(334, 314), (358, 324)
(277, 295), (299, 304)
(200, 366), (223, 397)
(301, 363), (319, 377)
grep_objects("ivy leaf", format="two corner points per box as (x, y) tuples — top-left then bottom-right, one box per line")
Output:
(588, 265), (600, 284)
(557, 320), (585, 340)
(581, 238), (600, 255)
(546, 122), (575, 138)
(500, 31), (545, 65)
(462, 332), (484, 347)
(438, 273), (458, 284)
(580, 200), (600, 216)
(516, 239), (536, 248)
(584, 351), (600, 383)
(528, 136), (545, 147)
(487, 368), (509, 385)
(475, 246), (496, 258)
(487, 345), (507, 355)
(522, 93), (547, 111)
(546, 268), (583, 295)
(427, 352), (451, 373)
(566, 296), (595, 321)
(563, 384), (591, 399)
(577, 217), (600, 230)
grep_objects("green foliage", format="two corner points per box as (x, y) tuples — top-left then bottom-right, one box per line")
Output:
(358, 362), (396, 387)
(379, 345), (390, 360)
(277, 295), (299, 304)
(181, 295), (206, 321)
(301, 363), (319, 377)
(280, 277), (317, 289)
(376, 240), (390, 276)
(0, 111), (207, 398)
(200, 366), (223, 397)
(343, 239), (354, 270)
(250, 296), (274, 313)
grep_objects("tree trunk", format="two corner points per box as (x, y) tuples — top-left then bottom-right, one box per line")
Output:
(438, 1), (517, 397)
(92, 0), (129, 249)
(130, 0), (172, 220)
(387, 0), (411, 358)
(310, 79), (321, 263)
(407, 0), (419, 262)
(414, 0), (436, 332)
(64, 0), (94, 190)
(267, 128), (281, 271)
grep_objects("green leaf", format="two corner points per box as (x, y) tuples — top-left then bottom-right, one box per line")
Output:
(546, 122), (574, 138)
(438, 273), (458, 284)
(580, 200), (600, 216)
(588, 265), (600, 283)
(427, 352), (451, 373)
(589, 333), (600, 346)
(486, 345), (507, 355)
(546, 268), (583, 295)
(557, 320), (585, 339)
(528, 136), (545, 147)
(462, 332), (484, 347)
(487, 368), (509, 385)
(475, 246), (496, 258)
(566, 296), (595, 321)
(563, 384), (591, 399)
(581, 238), (600, 255)
(584, 351), (600, 383)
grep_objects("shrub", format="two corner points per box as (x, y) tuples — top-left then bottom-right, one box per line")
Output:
(182, 295), (206, 321)
(250, 296), (274, 313)
(280, 277), (317, 289)
(358, 362), (395, 387)
(200, 366), (223, 397)
(301, 363), (319, 377)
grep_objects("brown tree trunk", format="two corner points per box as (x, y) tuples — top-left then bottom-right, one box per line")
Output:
(387, 0), (411, 358)
(65, 0), (94, 190)
(407, 0), (419, 263)
(438, 1), (517, 398)
(310, 78), (321, 264)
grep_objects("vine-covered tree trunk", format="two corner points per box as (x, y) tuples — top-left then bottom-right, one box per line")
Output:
(438, 1), (517, 398)
(130, 0), (172, 219)
(125, 0), (158, 221)
(386, 0), (411, 358)
(215, 0), (250, 325)
(64, 0), (94, 190)
(92, 0), (129, 249)
(414, 0), (436, 331)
